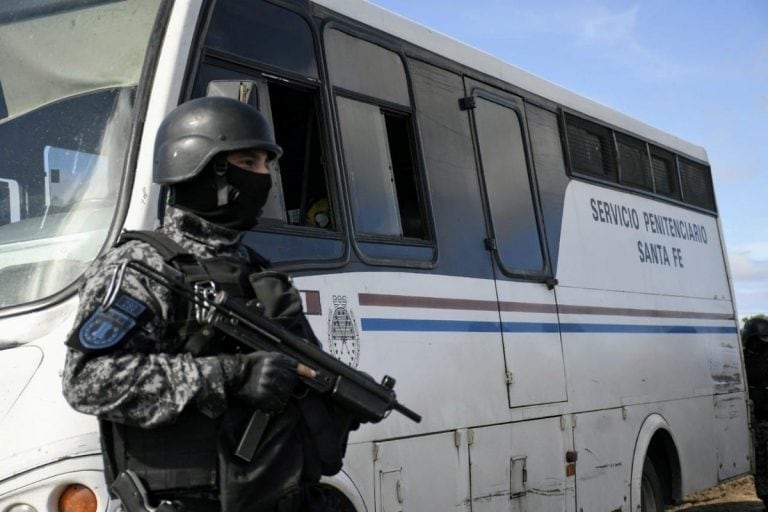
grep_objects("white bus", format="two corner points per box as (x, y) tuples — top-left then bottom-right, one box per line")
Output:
(0, 1), (749, 511)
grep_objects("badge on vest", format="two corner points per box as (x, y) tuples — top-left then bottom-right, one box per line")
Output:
(72, 293), (148, 352)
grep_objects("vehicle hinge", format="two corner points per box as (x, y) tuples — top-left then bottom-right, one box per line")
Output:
(505, 371), (514, 385)
(544, 276), (559, 290)
(454, 429), (463, 448)
(373, 442), (381, 461)
(485, 237), (497, 251)
(459, 96), (477, 111)
(468, 429), (475, 446)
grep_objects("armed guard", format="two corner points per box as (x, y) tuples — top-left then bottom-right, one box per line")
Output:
(62, 97), (359, 512)
(743, 317), (768, 508)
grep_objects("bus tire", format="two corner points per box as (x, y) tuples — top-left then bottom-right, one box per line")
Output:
(641, 456), (665, 512)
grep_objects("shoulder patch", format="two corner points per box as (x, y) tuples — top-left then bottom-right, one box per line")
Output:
(71, 293), (150, 352)
(79, 307), (136, 350)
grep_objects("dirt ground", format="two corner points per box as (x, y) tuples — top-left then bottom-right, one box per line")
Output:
(668, 476), (764, 511)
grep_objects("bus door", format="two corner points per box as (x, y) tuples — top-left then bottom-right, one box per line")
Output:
(464, 79), (567, 408)
(464, 79), (571, 510)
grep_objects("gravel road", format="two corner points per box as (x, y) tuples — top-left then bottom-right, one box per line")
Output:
(668, 477), (764, 511)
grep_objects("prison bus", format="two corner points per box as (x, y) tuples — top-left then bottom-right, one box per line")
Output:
(0, 0), (750, 511)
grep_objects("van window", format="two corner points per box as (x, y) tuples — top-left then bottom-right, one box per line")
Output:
(473, 96), (544, 274)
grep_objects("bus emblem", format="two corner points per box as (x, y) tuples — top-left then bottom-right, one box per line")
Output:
(328, 295), (360, 368)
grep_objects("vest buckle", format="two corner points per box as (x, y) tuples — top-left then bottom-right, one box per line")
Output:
(193, 280), (218, 324)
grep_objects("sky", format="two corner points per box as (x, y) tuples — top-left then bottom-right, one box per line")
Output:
(371, 0), (768, 320)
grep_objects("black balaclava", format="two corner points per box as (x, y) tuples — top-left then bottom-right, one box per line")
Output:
(170, 154), (272, 230)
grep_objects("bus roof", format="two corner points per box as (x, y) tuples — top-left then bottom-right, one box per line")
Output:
(313, 0), (708, 163)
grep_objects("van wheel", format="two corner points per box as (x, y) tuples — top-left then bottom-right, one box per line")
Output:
(641, 456), (665, 512)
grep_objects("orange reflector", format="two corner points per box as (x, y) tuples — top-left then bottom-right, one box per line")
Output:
(566, 463), (576, 477)
(59, 484), (97, 512)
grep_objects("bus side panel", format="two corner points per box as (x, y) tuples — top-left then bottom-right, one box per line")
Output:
(299, 271), (508, 441)
(557, 180), (732, 300)
(713, 392), (751, 480)
(372, 431), (471, 512)
(469, 417), (573, 512)
(558, 180), (748, 498)
(573, 396), (720, 511)
(572, 408), (635, 512)
(557, 287), (736, 411)
(556, 180), (742, 406)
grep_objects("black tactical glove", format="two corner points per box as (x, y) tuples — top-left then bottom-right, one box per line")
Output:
(234, 352), (299, 411)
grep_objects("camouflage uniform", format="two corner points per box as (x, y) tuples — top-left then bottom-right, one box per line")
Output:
(744, 327), (768, 507)
(755, 420), (768, 504)
(62, 205), (249, 427)
(63, 97), (356, 512)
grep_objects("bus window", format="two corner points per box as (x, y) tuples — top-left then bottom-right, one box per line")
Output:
(617, 133), (653, 191)
(204, 0), (318, 79)
(565, 113), (618, 182)
(564, 112), (716, 212)
(194, 1), (334, 231)
(192, 0), (343, 265)
(650, 146), (681, 199)
(473, 95), (545, 275)
(325, 29), (428, 242)
(679, 157), (716, 210)
(266, 80), (331, 229)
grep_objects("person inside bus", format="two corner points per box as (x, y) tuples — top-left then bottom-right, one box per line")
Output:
(743, 316), (768, 508)
(61, 96), (360, 512)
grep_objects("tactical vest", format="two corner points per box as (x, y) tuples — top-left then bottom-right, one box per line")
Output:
(100, 230), (260, 498)
(100, 231), (356, 511)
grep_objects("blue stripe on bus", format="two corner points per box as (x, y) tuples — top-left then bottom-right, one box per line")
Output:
(558, 323), (737, 334)
(360, 318), (737, 334)
(361, 318), (503, 332)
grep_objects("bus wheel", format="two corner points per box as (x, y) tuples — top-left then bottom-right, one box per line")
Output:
(641, 456), (665, 512)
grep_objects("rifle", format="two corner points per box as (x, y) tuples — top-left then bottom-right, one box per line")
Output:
(105, 260), (422, 461)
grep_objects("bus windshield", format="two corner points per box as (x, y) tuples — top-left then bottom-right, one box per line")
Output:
(0, 0), (162, 309)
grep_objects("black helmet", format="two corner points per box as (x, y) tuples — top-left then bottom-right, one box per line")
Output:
(743, 317), (768, 343)
(153, 97), (283, 185)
